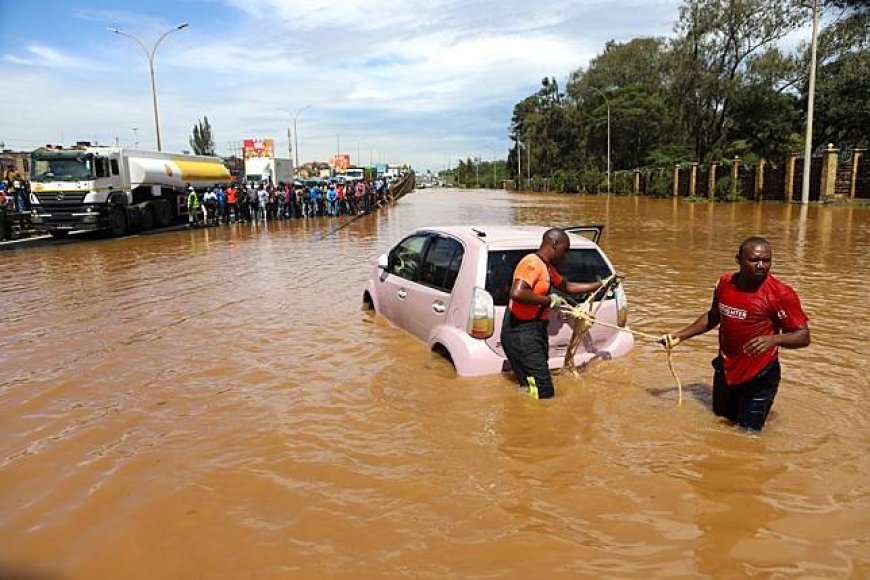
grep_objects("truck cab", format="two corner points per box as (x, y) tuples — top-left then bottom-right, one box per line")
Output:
(29, 148), (128, 236)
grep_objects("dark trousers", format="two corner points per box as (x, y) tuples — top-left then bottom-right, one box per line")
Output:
(712, 357), (781, 431)
(500, 311), (554, 399)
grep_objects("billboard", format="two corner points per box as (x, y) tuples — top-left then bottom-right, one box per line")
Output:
(332, 153), (351, 171)
(243, 139), (275, 159)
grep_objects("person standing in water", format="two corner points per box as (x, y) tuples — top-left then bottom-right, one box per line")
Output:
(662, 236), (811, 432)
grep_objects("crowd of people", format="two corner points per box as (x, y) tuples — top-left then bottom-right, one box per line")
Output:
(186, 177), (393, 227)
(0, 169), (29, 212)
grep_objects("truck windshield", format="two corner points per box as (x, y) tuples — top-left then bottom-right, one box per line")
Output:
(31, 154), (93, 182)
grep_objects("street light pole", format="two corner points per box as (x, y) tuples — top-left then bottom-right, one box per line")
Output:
(590, 87), (611, 194)
(109, 23), (189, 152)
(801, 0), (820, 205)
(516, 139), (523, 191)
(279, 105), (311, 176)
(475, 156), (480, 188)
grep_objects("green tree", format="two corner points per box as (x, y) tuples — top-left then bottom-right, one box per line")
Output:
(189, 116), (215, 156)
(567, 38), (681, 169)
(804, 3), (869, 149)
(728, 84), (801, 159)
(668, 0), (805, 161)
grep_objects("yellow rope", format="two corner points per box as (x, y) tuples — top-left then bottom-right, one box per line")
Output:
(561, 274), (615, 377)
(561, 290), (683, 406)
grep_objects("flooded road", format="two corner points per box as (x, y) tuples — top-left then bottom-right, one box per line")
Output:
(1, 189), (868, 578)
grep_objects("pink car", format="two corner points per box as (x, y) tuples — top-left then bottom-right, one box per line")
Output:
(363, 225), (633, 376)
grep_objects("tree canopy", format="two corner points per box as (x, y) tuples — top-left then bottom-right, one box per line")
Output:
(506, 0), (868, 183)
(189, 116), (216, 156)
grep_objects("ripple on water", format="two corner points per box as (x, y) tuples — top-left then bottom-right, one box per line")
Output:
(0, 192), (868, 578)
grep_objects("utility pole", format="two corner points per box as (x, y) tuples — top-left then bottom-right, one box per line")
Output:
(517, 139), (522, 190)
(278, 105), (311, 177)
(475, 156), (480, 188)
(287, 127), (296, 177)
(526, 139), (531, 184)
(801, 0), (820, 205)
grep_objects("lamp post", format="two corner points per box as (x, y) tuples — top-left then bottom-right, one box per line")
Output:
(278, 105), (311, 176)
(487, 148), (500, 188)
(517, 139), (524, 191)
(590, 86), (611, 194)
(108, 23), (189, 152)
(801, 0), (820, 205)
(475, 156), (480, 188)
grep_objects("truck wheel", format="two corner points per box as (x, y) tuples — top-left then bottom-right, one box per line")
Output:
(50, 230), (69, 239)
(155, 201), (172, 228)
(141, 204), (155, 231)
(109, 205), (128, 237)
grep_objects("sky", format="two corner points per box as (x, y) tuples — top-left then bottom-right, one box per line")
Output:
(0, 0), (683, 172)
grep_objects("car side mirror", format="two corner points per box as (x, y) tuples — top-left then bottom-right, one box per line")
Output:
(377, 253), (388, 269)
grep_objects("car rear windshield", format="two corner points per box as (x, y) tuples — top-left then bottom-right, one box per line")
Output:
(485, 249), (612, 306)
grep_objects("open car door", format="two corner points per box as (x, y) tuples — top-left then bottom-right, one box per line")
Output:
(563, 224), (604, 244)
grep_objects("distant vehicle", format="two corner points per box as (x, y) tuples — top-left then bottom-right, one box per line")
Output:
(344, 167), (365, 182)
(244, 156), (293, 185)
(29, 146), (229, 238)
(362, 225), (632, 376)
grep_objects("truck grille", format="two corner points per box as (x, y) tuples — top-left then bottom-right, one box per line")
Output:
(34, 192), (89, 210)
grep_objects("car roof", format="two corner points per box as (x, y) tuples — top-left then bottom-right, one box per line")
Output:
(411, 225), (600, 250)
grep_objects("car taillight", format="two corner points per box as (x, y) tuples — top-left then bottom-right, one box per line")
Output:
(615, 284), (629, 327)
(467, 287), (494, 339)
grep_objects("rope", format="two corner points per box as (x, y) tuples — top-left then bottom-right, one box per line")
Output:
(561, 274), (616, 377)
(560, 283), (683, 406)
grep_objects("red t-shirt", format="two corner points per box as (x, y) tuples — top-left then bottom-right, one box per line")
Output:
(509, 253), (564, 321)
(713, 272), (808, 385)
(226, 187), (237, 204)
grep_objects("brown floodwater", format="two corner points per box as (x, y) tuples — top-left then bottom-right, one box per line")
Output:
(1, 189), (868, 579)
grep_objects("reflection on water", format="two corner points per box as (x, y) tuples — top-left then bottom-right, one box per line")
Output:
(1, 190), (867, 578)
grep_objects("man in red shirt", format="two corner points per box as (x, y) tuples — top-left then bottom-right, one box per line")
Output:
(501, 228), (606, 400)
(663, 236), (810, 431)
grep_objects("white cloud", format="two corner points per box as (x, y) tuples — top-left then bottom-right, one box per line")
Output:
(2, 43), (96, 69)
(2, 0), (683, 170)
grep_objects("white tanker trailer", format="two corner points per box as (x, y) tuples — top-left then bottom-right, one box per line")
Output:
(29, 145), (230, 238)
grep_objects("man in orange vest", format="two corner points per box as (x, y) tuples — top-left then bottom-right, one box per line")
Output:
(501, 228), (605, 399)
(225, 183), (238, 223)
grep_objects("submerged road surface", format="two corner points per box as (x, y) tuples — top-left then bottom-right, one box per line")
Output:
(1, 190), (868, 578)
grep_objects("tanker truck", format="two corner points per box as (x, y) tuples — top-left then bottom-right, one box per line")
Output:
(28, 145), (230, 238)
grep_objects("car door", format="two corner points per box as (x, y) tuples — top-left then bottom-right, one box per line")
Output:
(404, 234), (465, 341)
(377, 233), (430, 333)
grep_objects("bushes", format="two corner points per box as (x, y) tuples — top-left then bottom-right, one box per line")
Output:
(611, 171), (633, 195)
(647, 169), (673, 198)
(578, 168), (605, 193)
(715, 175), (743, 201)
(552, 169), (580, 193)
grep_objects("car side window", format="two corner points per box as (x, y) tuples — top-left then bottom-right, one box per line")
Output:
(110, 159), (119, 176)
(419, 235), (464, 292)
(387, 235), (428, 281)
